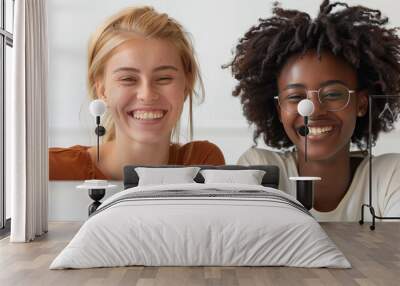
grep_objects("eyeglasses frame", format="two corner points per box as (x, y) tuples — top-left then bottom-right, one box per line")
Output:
(273, 85), (356, 114)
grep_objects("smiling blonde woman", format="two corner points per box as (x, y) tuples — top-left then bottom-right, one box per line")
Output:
(49, 6), (225, 180)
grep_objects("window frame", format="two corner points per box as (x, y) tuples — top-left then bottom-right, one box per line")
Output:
(0, 0), (14, 235)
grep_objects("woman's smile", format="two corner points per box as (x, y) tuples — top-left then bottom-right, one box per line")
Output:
(131, 110), (165, 120)
(296, 121), (338, 141)
(126, 108), (169, 128)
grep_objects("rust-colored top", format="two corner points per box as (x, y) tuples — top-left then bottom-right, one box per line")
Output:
(49, 141), (225, 180)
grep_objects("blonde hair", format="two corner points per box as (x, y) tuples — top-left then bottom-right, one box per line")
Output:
(87, 6), (203, 142)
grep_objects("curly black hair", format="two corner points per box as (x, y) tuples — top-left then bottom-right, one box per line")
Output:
(228, 0), (400, 150)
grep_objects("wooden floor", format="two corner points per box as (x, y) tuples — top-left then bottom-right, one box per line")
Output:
(0, 222), (399, 286)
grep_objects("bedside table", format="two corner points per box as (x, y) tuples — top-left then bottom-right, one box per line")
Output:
(77, 180), (117, 216)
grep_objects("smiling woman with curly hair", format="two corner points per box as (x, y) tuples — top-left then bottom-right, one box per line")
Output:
(229, 0), (400, 221)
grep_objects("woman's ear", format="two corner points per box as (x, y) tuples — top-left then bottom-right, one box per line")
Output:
(95, 80), (107, 104)
(274, 98), (282, 122)
(357, 90), (369, 117)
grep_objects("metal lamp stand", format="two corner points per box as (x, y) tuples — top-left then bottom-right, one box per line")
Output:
(359, 95), (400, 230)
(86, 115), (108, 216)
(77, 100), (114, 217)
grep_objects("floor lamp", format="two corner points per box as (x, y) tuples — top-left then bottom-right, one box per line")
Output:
(359, 94), (400, 230)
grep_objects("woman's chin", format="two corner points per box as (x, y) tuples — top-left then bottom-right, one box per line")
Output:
(124, 130), (171, 145)
(297, 146), (341, 162)
(129, 136), (165, 145)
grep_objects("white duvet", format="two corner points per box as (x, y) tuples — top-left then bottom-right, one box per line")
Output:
(50, 183), (350, 269)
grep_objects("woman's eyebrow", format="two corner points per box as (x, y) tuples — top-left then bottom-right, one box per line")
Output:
(283, 80), (348, 90)
(153, 65), (178, 72)
(283, 83), (306, 90)
(320, 80), (348, 87)
(112, 66), (178, 74)
(113, 67), (140, 74)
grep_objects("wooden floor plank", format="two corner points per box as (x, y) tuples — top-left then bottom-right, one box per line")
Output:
(0, 222), (399, 286)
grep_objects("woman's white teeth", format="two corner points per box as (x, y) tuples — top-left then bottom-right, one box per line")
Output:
(308, 126), (333, 135)
(132, 111), (164, 120)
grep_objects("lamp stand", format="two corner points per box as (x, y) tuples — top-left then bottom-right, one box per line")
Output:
(88, 115), (106, 215)
(359, 95), (400, 230)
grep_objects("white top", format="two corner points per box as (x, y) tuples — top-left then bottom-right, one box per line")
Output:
(238, 148), (400, 221)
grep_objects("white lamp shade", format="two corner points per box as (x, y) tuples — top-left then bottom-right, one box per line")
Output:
(89, 99), (106, 117)
(297, 99), (314, 117)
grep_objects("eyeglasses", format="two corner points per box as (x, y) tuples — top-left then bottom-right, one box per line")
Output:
(274, 83), (355, 114)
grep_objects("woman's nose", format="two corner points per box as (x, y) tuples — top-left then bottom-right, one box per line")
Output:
(307, 91), (327, 116)
(137, 82), (159, 102)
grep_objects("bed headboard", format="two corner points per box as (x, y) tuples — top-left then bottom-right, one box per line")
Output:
(123, 165), (280, 189)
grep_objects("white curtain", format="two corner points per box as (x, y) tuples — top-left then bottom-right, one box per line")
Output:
(6, 0), (48, 242)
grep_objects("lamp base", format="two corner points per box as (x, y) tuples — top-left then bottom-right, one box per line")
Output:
(88, 188), (105, 216)
(289, 177), (321, 210)
(296, 180), (314, 210)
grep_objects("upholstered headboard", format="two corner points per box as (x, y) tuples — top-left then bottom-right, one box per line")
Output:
(123, 165), (280, 189)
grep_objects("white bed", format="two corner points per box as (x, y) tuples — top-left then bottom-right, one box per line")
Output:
(50, 183), (350, 269)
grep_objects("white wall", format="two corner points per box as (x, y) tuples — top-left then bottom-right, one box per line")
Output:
(47, 0), (400, 221)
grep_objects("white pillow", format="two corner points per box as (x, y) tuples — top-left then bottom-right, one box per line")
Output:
(200, 169), (266, 185)
(135, 167), (200, 186)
